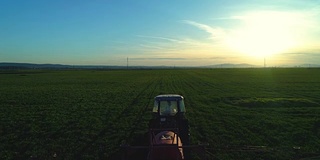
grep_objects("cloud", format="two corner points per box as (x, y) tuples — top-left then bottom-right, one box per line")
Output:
(208, 56), (227, 60)
(136, 35), (180, 43)
(210, 16), (245, 20)
(181, 20), (226, 40)
(139, 44), (164, 50)
(134, 9), (320, 66)
(130, 57), (186, 60)
(136, 34), (214, 55)
(137, 35), (212, 47)
(280, 52), (320, 56)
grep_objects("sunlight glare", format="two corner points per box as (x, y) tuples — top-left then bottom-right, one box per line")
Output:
(226, 11), (299, 58)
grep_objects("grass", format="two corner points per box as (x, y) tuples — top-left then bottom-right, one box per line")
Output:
(0, 68), (319, 159)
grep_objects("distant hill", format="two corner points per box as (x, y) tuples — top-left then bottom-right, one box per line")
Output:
(0, 62), (257, 69)
(0, 63), (161, 69)
(0, 63), (71, 69)
(0, 62), (319, 69)
(204, 63), (257, 68)
(296, 64), (320, 68)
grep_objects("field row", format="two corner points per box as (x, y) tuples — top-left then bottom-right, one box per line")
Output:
(0, 68), (319, 159)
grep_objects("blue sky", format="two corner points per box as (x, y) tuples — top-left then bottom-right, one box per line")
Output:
(1, 0), (320, 66)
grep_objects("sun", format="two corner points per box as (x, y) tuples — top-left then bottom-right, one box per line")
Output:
(226, 11), (298, 58)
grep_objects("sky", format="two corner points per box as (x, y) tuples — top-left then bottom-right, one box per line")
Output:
(1, 0), (320, 66)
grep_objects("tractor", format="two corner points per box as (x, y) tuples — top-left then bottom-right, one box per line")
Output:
(148, 94), (191, 160)
(149, 94), (190, 146)
(120, 94), (305, 159)
(121, 94), (207, 160)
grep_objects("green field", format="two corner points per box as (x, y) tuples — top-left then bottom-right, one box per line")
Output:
(1, 68), (320, 159)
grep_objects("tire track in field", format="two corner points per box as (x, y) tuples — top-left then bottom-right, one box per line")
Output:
(74, 75), (160, 159)
(176, 71), (268, 156)
(116, 77), (157, 139)
(107, 76), (162, 159)
(113, 78), (156, 122)
(176, 72), (260, 143)
(123, 75), (161, 143)
(168, 71), (222, 145)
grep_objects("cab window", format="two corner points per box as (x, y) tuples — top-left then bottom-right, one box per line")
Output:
(159, 100), (178, 116)
(179, 100), (186, 112)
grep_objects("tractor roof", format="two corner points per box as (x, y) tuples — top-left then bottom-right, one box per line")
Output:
(154, 94), (184, 101)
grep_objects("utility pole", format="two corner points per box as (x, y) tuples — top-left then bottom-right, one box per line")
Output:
(127, 57), (129, 69)
(264, 57), (266, 68)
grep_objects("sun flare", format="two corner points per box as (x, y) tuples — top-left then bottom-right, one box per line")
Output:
(226, 11), (299, 58)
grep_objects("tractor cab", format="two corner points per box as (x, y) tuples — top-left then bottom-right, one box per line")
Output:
(152, 94), (186, 118)
(149, 94), (190, 146)
(121, 94), (205, 160)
